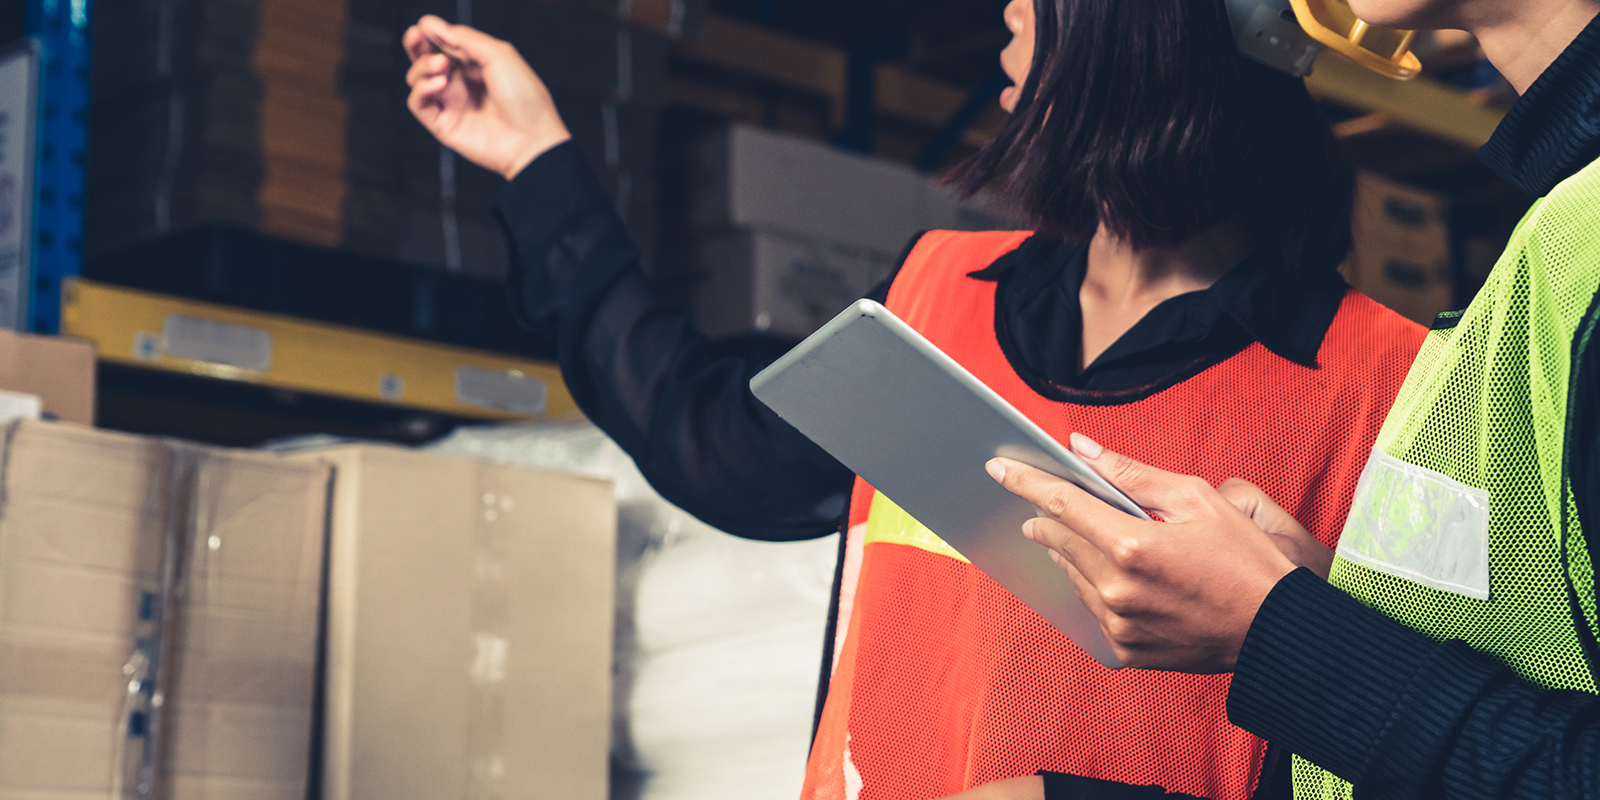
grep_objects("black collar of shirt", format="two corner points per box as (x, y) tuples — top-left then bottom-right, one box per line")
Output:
(968, 235), (1347, 401)
(1479, 11), (1600, 197)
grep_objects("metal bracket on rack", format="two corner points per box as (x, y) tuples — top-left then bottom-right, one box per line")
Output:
(24, 0), (92, 334)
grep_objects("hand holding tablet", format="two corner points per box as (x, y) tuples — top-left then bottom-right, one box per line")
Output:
(750, 300), (1150, 668)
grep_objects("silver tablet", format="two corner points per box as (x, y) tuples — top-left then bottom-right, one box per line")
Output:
(750, 299), (1150, 668)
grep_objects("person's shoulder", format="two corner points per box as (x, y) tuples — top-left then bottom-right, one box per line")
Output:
(1322, 289), (1430, 370)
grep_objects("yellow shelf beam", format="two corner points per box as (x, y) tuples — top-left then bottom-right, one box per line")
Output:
(61, 279), (579, 422)
(677, 14), (1504, 152)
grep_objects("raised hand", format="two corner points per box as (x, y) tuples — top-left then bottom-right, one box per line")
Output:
(403, 15), (571, 180)
(987, 434), (1300, 673)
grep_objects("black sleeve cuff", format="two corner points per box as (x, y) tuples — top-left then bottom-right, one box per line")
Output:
(1039, 772), (1202, 799)
(1227, 568), (1504, 793)
(492, 140), (640, 334)
(493, 140), (612, 289)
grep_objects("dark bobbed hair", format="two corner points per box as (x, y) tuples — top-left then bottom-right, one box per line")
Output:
(951, 0), (1355, 276)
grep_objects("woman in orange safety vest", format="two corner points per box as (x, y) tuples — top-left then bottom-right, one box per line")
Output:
(402, 0), (1426, 797)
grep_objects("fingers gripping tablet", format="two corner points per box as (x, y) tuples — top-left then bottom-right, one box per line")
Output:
(750, 300), (1148, 668)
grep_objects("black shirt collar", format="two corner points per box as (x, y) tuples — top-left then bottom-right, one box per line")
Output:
(970, 235), (1344, 393)
(1479, 11), (1600, 197)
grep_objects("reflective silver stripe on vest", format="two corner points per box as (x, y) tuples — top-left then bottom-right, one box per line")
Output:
(1335, 450), (1492, 601)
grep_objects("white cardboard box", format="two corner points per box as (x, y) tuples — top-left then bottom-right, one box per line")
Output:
(686, 125), (1022, 338)
(692, 228), (900, 340)
(691, 125), (1021, 256)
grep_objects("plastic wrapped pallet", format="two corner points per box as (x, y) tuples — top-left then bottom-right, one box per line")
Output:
(430, 422), (837, 800)
(0, 420), (330, 800)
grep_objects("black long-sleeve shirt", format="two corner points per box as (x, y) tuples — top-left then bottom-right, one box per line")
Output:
(1223, 14), (1600, 800)
(493, 142), (1346, 542)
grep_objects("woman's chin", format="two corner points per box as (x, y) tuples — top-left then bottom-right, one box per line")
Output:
(999, 86), (1018, 113)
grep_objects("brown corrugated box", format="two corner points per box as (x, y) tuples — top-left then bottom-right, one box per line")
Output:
(299, 445), (615, 800)
(0, 331), (96, 425)
(1344, 172), (1456, 326)
(0, 421), (330, 800)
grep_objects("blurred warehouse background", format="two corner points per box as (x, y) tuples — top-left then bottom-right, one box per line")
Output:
(0, 0), (1532, 798)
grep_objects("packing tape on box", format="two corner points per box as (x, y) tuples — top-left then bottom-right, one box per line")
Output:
(468, 463), (512, 796)
(113, 442), (204, 800)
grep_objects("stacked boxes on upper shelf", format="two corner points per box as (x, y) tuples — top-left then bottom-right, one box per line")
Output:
(346, 0), (673, 277)
(89, 0), (693, 279)
(669, 124), (1024, 341)
(88, 0), (268, 252)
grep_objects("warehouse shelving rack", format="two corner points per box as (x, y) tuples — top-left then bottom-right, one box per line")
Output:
(24, 0), (91, 334)
(62, 279), (578, 435)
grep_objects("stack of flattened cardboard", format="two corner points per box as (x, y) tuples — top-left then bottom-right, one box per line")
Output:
(253, 0), (351, 246)
(0, 421), (330, 800)
(87, 0), (266, 256)
(89, 0), (691, 279)
(670, 124), (1024, 341)
(343, 0), (674, 278)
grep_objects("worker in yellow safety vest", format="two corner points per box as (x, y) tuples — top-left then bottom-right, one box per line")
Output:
(983, 0), (1600, 798)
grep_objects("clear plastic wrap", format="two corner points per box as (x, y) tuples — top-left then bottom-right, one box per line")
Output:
(430, 422), (838, 800)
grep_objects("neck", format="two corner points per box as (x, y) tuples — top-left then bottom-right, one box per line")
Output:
(1076, 217), (1255, 372)
(1081, 217), (1255, 307)
(1463, 0), (1600, 93)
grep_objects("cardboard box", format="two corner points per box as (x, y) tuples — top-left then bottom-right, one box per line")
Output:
(1344, 173), (1455, 326)
(0, 331), (96, 425)
(688, 125), (1022, 257)
(301, 445), (615, 800)
(0, 421), (330, 800)
(677, 124), (1023, 338)
(692, 229), (899, 340)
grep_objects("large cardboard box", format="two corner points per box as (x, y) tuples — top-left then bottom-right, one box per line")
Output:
(688, 125), (1019, 256)
(1344, 173), (1456, 326)
(680, 124), (1023, 338)
(692, 229), (899, 340)
(303, 445), (615, 800)
(0, 331), (96, 425)
(0, 421), (330, 800)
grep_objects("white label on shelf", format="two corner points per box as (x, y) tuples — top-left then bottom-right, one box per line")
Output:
(162, 314), (273, 372)
(454, 366), (547, 415)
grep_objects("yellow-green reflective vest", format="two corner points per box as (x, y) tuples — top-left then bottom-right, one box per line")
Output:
(1294, 157), (1600, 798)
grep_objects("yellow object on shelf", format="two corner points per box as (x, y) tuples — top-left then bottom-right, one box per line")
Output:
(61, 278), (579, 422)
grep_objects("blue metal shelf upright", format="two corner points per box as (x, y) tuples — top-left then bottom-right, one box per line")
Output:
(26, 0), (92, 334)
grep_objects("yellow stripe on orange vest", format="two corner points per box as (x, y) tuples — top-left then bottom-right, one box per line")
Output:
(863, 493), (971, 564)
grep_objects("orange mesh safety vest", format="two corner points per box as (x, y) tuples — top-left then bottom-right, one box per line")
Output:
(803, 230), (1426, 800)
